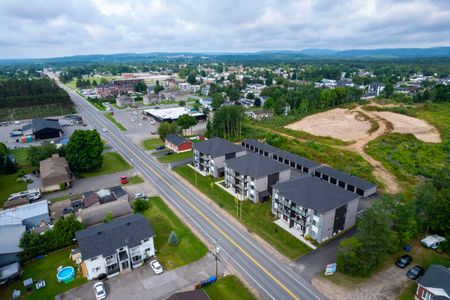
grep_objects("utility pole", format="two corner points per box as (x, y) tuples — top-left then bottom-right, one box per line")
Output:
(209, 240), (221, 279)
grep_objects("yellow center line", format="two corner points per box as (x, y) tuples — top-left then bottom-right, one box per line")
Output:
(78, 91), (300, 300)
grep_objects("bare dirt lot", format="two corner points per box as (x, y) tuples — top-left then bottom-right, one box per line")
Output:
(285, 108), (371, 142)
(372, 111), (441, 143)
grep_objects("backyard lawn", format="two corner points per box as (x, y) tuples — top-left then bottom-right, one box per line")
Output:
(204, 275), (256, 300)
(0, 247), (87, 300)
(142, 138), (164, 150)
(9, 147), (31, 167)
(79, 152), (131, 178)
(103, 112), (127, 131)
(0, 172), (27, 207)
(141, 196), (208, 269)
(173, 165), (312, 260)
(158, 151), (192, 163)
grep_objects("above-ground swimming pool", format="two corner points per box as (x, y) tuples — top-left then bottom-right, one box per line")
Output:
(57, 266), (75, 283)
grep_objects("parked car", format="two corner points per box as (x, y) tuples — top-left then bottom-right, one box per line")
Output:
(396, 254), (413, 268)
(134, 193), (146, 199)
(407, 265), (425, 280)
(10, 130), (23, 137)
(94, 282), (106, 300)
(421, 235), (446, 249)
(0, 263), (22, 286)
(155, 145), (165, 151)
(150, 260), (164, 275)
(120, 176), (128, 184)
(164, 152), (174, 156)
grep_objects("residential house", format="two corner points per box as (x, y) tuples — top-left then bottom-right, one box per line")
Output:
(272, 175), (359, 243)
(224, 153), (291, 202)
(193, 137), (247, 177)
(96, 189), (117, 204)
(165, 134), (193, 153)
(75, 214), (155, 280)
(201, 85), (210, 96)
(416, 265), (450, 300)
(116, 95), (135, 108)
(22, 118), (63, 140)
(40, 154), (73, 192)
(77, 200), (133, 227)
(82, 191), (100, 208)
(110, 186), (128, 202)
(313, 166), (377, 197)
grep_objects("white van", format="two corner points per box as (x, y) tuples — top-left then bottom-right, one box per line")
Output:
(8, 188), (41, 202)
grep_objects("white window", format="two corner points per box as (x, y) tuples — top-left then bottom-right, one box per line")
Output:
(422, 290), (432, 300)
(143, 238), (149, 243)
(91, 256), (98, 261)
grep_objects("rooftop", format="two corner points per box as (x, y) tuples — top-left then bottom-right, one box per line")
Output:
(194, 137), (245, 157)
(417, 265), (450, 296)
(225, 152), (290, 178)
(273, 175), (359, 213)
(165, 134), (190, 147)
(315, 166), (376, 190)
(144, 107), (204, 120)
(0, 200), (49, 222)
(32, 118), (62, 133)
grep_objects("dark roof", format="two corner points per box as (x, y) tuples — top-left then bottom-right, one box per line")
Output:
(32, 118), (62, 133)
(82, 191), (100, 208)
(167, 290), (210, 300)
(110, 186), (128, 199)
(165, 134), (190, 147)
(242, 139), (320, 169)
(273, 175), (359, 213)
(193, 137), (245, 157)
(225, 153), (290, 178)
(75, 213), (154, 260)
(315, 166), (376, 190)
(417, 265), (450, 295)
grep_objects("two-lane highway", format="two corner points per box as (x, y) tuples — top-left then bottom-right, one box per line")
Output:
(60, 81), (325, 300)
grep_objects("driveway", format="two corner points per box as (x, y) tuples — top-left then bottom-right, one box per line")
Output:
(57, 254), (224, 300)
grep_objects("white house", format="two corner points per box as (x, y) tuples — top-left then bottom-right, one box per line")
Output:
(75, 214), (155, 280)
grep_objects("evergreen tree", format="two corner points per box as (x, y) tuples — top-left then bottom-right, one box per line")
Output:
(168, 231), (180, 245)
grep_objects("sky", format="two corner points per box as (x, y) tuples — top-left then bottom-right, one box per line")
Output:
(1, 0), (449, 59)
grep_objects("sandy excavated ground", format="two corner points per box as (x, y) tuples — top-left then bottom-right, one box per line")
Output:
(285, 108), (371, 142)
(372, 111), (441, 143)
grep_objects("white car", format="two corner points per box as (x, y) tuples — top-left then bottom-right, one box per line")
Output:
(150, 260), (164, 275)
(102, 128), (108, 133)
(134, 193), (146, 199)
(94, 282), (106, 300)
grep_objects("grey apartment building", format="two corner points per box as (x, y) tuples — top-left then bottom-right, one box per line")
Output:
(193, 137), (247, 178)
(224, 153), (291, 203)
(272, 175), (360, 243)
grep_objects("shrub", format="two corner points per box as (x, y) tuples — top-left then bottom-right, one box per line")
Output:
(134, 199), (149, 212)
(168, 231), (180, 246)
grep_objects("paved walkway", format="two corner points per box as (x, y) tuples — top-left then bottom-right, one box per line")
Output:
(57, 254), (223, 300)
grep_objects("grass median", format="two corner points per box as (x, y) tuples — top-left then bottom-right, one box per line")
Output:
(103, 112), (127, 131)
(173, 165), (312, 260)
(141, 196), (208, 269)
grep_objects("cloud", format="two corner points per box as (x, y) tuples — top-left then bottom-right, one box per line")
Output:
(0, 0), (449, 58)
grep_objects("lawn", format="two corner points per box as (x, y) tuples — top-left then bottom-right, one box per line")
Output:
(0, 172), (27, 207)
(141, 197), (208, 269)
(173, 165), (312, 260)
(103, 112), (127, 131)
(204, 275), (256, 300)
(79, 152), (131, 178)
(142, 138), (164, 150)
(0, 247), (87, 300)
(9, 147), (31, 168)
(158, 151), (192, 163)
(127, 175), (144, 184)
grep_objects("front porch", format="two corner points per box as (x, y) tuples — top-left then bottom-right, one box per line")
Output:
(188, 163), (209, 177)
(274, 219), (317, 249)
(214, 180), (246, 201)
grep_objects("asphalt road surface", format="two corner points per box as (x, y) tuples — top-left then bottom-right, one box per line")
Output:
(56, 78), (325, 300)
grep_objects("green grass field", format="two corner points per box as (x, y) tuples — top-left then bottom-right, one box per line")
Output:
(79, 152), (131, 178)
(173, 165), (312, 260)
(204, 275), (256, 300)
(141, 197), (208, 269)
(142, 138), (164, 150)
(127, 175), (144, 184)
(9, 147), (32, 167)
(0, 172), (27, 207)
(66, 76), (118, 89)
(158, 151), (192, 163)
(0, 247), (87, 300)
(103, 112), (127, 131)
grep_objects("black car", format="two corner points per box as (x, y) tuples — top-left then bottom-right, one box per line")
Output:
(407, 265), (425, 279)
(396, 254), (413, 268)
(155, 145), (165, 151)
(164, 151), (174, 156)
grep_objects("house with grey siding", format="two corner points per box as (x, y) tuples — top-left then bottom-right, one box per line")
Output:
(193, 137), (247, 177)
(272, 175), (359, 243)
(224, 153), (291, 203)
(241, 139), (320, 174)
(313, 166), (377, 197)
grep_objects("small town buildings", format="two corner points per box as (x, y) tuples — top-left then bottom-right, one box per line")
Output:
(165, 134), (193, 153)
(272, 175), (359, 243)
(0, 200), (50, 230)
(313, 166), (377, 197)
(193, 137), (247, 177)
(75, 214), (155, 280)
(416, 265), (450, 300)
(143, 107), (206, 123)
(116, 95), (135, 108)
(77, 200), (133, 227)
(224, 153), (291, 202)
(245, 110), (272, 120)
(40, 154), (73, 192)
(22, 118), (63, 140)
(82, 191), (101, 208)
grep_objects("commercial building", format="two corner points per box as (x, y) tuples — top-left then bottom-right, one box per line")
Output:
(143, 107), (206, 123)
(22, 118), (63, 140)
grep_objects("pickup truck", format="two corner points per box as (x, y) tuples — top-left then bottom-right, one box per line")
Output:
(421, 235), (446, 249)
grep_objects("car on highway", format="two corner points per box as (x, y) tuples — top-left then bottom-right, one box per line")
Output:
(149, 260), (163, 275)
(102, 127), (108, 133)
(155, 145), (165, 151)
(10, 130), (23, 137)
(120, 176), (128, 184)
(93, 282), (106, 300)
(395, 254), (413, 268)
(407, 265), (424, 280)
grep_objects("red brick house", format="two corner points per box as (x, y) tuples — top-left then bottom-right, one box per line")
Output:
(165, 134), (192, 153)
(416, 265), (450, 300)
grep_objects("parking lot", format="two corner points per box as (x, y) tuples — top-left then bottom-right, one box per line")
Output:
(0, 116), (94, 149)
